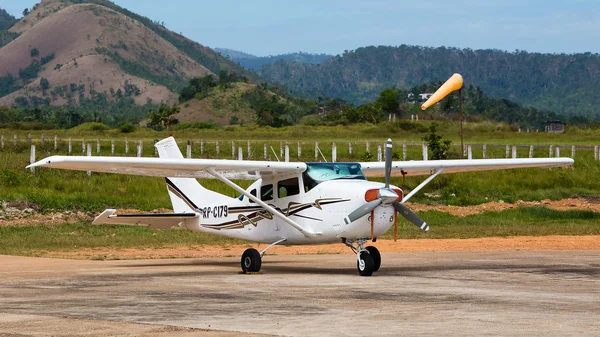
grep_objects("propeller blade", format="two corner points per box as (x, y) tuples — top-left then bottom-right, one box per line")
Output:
(344, 199), (382, 225)
(385, 139), (392, 188)
(393, 201), (429, 231)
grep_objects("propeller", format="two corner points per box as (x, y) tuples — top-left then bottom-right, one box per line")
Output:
(343, 139), (429, 241)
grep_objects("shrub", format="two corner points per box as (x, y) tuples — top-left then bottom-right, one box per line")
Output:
(119, 123), (135, 133)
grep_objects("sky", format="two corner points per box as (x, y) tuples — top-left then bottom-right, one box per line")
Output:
(3, 0), (600, 56)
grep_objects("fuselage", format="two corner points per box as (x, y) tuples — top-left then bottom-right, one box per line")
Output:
(181, 163), (400, 245)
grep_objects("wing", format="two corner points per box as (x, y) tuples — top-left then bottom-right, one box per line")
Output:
(27, 156), (307, 180)
(93, 209), (198, 229)
(360, 158), (573, 177)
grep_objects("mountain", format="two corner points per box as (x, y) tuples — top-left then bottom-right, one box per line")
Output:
(0, 0), (254, 119)
(216, 48), (332, 71)
(259, 45), (600, 118)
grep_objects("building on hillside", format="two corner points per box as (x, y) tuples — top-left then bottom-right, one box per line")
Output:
(407, 93), (433, 103)
(545, 120), (566, 133)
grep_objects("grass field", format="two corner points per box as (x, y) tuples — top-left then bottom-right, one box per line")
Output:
(0, 207), (598, 257)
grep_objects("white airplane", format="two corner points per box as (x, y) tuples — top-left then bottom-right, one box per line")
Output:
(28, 137), (573, 276)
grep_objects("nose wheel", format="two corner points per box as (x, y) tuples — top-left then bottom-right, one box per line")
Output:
(345, 239), (382, 276)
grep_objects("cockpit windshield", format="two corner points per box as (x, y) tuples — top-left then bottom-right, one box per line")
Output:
(304, 162), (366, 186)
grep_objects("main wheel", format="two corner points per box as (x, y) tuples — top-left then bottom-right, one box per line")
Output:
(241, 248), (262, 273)
(357, 251), (374, 276)
(366, 246), (381, 272)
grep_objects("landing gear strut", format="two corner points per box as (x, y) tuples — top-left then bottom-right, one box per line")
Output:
(240, 238), (287, 274)
(344, 239), (381, 276)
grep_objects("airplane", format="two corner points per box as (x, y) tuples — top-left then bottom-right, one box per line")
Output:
(28, 137), (573, 276)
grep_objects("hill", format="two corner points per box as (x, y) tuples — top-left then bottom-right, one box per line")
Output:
(259, 45), (600, 118)
(0, 0), (254, 121)
(216, 48), (332, 71)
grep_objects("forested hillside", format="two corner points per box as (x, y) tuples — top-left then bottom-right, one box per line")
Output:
(216, 48), (332, 70)
(260, 45), (600, 118)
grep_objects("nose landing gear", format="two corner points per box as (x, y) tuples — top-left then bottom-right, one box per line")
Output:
(345, 239), (381, 276)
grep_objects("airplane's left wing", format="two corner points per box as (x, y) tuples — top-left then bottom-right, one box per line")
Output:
(27, 156), (307, 180)
(360, 157), (573, 177)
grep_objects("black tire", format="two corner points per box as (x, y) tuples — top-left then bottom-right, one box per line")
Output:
(366, 246), (381, 272)
(357, 251), (374, 276)
(241, 248), (262, 273)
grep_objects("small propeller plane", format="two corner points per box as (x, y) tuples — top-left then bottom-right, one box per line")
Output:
(28, 137), (573, 276)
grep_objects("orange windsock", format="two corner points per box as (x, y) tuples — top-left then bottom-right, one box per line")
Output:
(421, 73), (463, 110)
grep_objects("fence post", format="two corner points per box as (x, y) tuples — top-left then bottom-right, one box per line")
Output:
(571, 145), (576, 158)
(54, 135), (58, 151)
(137, 141), (142, 157)
(505, 145), (509, 158)
(463, 144), (467, 157)
(315, 142), (319, 160)
(348, 142), (352, 155)
(555, 146), (560, 157)
(82, 138), (85, 153)
(264, 144), (267, 160)
(247, 140), (251, 159)
(111, 139), (115, 155)
(97, 138), (100, 153)
(125, 138), (129, 154)
(216, 140), (220, 155)
(87, 143), (92, 176)
(68, 137), (72, 153)
(1, 134), (4, 149)
(549, 145), (553, 158)
(377, 145), (382, 161)
(13, 134), (17, 146)
(187, 140), (192, 158)
(483, 144), (487, 159)
(28, 133), (32, 144)
(332, 142), (337, 162)
(285, 145), (290, 162)
(280, 141), (284, 159)
(41, 133), (45, 145)
(30, 145), (35, 173)
(402, 143), (407, 161)
(366, 142), (370, 154)
(238, 147), (243, 161)
(200, 139), (205, 155)
(511, 146), (517, 158)
(232, 141), (235, 159)
(468, 145), (472, 160)
(595, 146), (599, 160)
(298, 142), (301, 158)
(529, 145), (534, 158)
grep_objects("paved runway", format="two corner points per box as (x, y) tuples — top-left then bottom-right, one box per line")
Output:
(0, 250), (599, 336)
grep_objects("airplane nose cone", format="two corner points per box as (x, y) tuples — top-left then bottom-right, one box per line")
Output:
(378, 188), (399, 204)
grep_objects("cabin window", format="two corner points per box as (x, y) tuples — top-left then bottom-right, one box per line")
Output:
(261, 184), (273, 201)
(278, 177), (300, 198)
(249, 189), (257, 203)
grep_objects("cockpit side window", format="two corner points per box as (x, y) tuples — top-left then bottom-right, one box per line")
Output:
(261, 184), (273, 201)
(278, 177), (300, 198)
(249, 189), (257, 203)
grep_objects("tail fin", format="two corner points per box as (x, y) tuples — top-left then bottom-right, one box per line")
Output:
(155, 137), (232, 213)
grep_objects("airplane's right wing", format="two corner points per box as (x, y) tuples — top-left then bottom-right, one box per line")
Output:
(93, 209), (198, 229)
(360, 158), (574, 177)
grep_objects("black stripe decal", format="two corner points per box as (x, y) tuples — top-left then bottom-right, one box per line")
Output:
(116, 213), (197, 218)
(165, 178), (200, 209)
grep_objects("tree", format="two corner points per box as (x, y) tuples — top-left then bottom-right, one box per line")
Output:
(147, 104), (179, 131)
(30, 47), (39, 58)
(422, 123), (452, 160)
(22, 8), (29, 17)
(39, 77), (49, 90)
(377, 88), (399, 116)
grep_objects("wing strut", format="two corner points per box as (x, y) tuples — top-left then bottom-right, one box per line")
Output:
(402, 168), (444, 203)
(206, 168), (316, 238)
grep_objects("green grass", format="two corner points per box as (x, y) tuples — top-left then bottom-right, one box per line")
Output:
(0, 222), (245, 256)
(0, 207), (597, 257)
(384, 207), (600, 239)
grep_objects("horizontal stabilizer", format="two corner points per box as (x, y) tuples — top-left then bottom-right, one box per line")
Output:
(93, 209), (198, 229)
